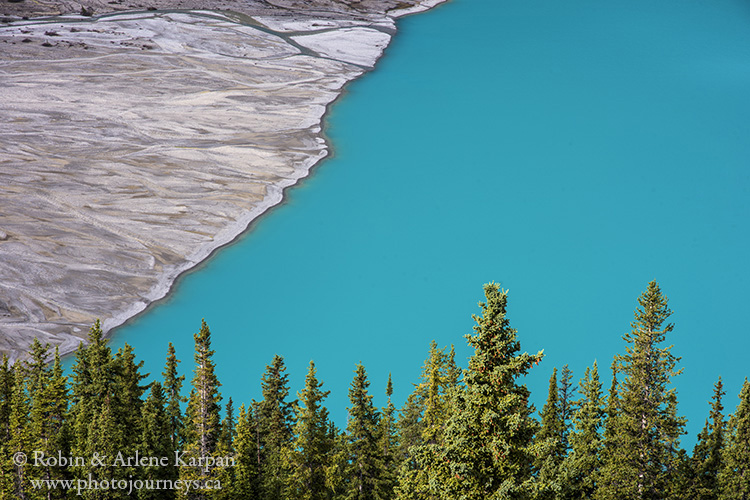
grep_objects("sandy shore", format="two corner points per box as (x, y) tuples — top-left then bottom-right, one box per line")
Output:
(0, 0), (446, 362)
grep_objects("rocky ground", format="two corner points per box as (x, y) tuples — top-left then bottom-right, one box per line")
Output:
(0, 0), (439, 362)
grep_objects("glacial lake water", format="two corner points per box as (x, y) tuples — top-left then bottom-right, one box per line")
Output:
(102, 0), (750, 448)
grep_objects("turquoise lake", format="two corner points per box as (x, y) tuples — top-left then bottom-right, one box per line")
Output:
(102, 0), (749, 449)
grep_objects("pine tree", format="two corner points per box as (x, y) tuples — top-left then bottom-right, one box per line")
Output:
(535, 367), (565, 498)
(562, 361), (605, 500)
(286, 360), (333, 500)
(687, 377), (725, 500)
(345, 363), (385, 500)
(182, 319), (223, 500)
(163, 343), (186, 451)
(257, 355), (295, 500)
(140, 381), (177, 500)
(595, 281), (685, 500)
(429, 282), (544, 500)
(718, 379), (750, 500)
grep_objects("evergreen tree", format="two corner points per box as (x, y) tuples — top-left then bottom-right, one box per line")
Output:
(182, 319), (223, 500)
(718, 379), (750, 500)
(257, 355), (295, 500)
(7, 364), (32, 499)
(558, 364), (575, 455)
(214, 398), (236, 500)
(379, 374), (397, 499)
(0, 354), (15, 499)
(68, 320), (144, 499)
(29, 346), (69, 500)
(345, 363), (385, 500)
(0, 355), (13, 442)
(230, 404), (260, 499)
(394, 341), (458, 500)
(562, 361), (605, 500)
(140, 382), (178, 500)
(286, 361), (333, 500)
(687, 377), (725, 500)
(596, 281), (685, 500)
(163, 342), (186, 450)
(429, 282), (544, 500)
(535, 367), (565, 498)
(326, 428), (350, 500)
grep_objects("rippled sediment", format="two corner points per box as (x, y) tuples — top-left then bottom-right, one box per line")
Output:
(0, 1), (442, 361)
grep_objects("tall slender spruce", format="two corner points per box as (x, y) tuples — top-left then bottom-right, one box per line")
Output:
(182, 319), (223, 500)
(286, 361), (333, 500)
(258, 355), (295, 500)
(345, 363), (385, 500)
(596, 281), (685, 500)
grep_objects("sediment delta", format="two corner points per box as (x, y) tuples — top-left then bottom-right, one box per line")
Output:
(0, 0), (441, 362)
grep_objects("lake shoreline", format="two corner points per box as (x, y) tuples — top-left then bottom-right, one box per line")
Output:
(0, 0), (448, 362)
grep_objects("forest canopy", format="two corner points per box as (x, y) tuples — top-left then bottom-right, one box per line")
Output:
(0, 280), (748, 499)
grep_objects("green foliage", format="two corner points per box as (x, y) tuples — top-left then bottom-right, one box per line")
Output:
(181, 319), (223, 500)
(0, 281), (738, 500)
(718, 379), (750, 500)
(596, 281), (685, 500)
(140, 382), (178, 500)
(562, 361), (605, 500)
(344, 363), (386, 500)
(286, 361), (334, 500)
(230, 404), (260, 498)
(535, 367), (565, 498)
(394, 341), (458, 500)
(428, 282), (543, 500)
(163, 342), (187, 450)
(257, 354), (295, 500)
(685, 377), (725, 500)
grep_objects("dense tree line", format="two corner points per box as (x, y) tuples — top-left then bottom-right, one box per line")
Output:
(0, 280), (748, 499)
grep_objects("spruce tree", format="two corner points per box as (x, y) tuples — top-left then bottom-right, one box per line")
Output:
(344, 363), (385, 500)
(0, 355), (15, 499)
(429, 282), (544, 500)
(7, 364), (32, 499)
(687, 377), (725, 500)
(69, 320), (142, 499)
(257, 355), (295, 500)
(286, 361), (333, 500)
(558, 364), (575, 455)
(379, 374), (397, 499)
(29, 345), (69, 500)
(182, 319), (223, 500)
(562, 361), (605, 500)
(394, 341), (458, 500)
(230, 404), (260, 499)
(595, 281), (685, 500)
(718, 379), (750, 500)
(0, 355), (13, 442)
(163, 342), (186, 451)
(139, 382), (177, 500)
(535, 367), (565, 498)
